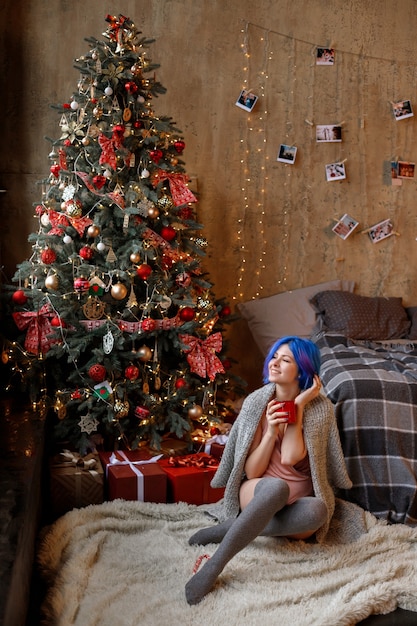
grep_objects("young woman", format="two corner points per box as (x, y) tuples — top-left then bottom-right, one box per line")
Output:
(185, 336), (353, 605)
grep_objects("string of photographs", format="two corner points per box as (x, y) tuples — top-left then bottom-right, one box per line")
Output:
(332, 215), (399, 244)
(235, 35), (413, 246)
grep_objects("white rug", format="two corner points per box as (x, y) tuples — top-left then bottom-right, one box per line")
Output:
(37, 500), (417, 626)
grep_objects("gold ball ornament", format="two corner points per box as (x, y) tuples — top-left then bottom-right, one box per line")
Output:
(147, 206), (160, 219)
(87, 225), (100, 238)
(45, 274), (59, 290)
(188, 404), (203, 420)
(130, 251), (141, 264)
(137, 345), (152, 362)
(111, 283), (128, 300)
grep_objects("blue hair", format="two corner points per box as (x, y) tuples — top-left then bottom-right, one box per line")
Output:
(262, 336), (321, 389)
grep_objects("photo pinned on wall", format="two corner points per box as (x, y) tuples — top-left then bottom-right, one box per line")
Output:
(325, 161), (346, 182)
(391, 161), (402, 186)
(367, 219), (395, 244)
(316, 125), (342, 142)
(332, 214), (359, 240)
(277, 144), (297, 164)
(392, 100), (413, 120)
(316, 47), (335, 65)
(235, 89), (258, 112)
(398, 161), (415, 178)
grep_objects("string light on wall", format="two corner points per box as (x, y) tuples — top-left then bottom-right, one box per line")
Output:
(234, 23), (272, 302)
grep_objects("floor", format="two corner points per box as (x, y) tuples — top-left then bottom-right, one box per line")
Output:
(1, 392), (416, 626)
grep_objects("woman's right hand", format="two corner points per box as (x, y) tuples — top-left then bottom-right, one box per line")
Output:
(265, 399), (291, 434)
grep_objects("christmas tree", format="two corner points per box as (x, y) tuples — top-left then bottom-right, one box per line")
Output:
(3, 14), (244, 454)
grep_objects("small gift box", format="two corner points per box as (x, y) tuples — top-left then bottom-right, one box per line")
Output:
(203, 434), (228, 460)
(159, 452), (224, 505)
(99, 450), (167, 503)
(49, 450), (104, 518)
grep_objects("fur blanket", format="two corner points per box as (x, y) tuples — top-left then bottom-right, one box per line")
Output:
(37, 500), (417, 625)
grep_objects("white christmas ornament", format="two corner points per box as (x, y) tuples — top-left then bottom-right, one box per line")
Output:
(41, 213), (50, 227)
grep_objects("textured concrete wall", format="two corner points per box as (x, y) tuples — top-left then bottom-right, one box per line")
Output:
(2, 0), (417, 387)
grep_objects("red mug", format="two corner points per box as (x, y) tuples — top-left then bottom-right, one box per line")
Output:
(279, 400), (296, 423)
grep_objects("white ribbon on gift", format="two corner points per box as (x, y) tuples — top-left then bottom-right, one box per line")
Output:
(204, 434), (229, 455)
(107, 451), (163, 501)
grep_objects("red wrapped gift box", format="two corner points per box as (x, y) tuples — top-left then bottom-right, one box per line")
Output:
(204, 434), (228, 460)
(159, 453), (224, 505)
(99, 450), (167, 503)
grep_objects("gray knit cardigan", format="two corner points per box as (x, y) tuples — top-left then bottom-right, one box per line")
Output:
(208, 383), (361, 543)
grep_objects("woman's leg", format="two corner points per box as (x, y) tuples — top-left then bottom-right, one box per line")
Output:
(260, 496), (327, 539)
(189, 496), (327, 546)
(185, 477), (289, 605)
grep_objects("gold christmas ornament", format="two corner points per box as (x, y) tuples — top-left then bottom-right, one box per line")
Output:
(157, 195), (174, 212)
(188, 404), (203, 420)
(113, 399), (130, 419)
(82, 296), (106, 320)
(45, 274), (59, 290)
(147, 206), (160, 219)
(137, 345), (152, 361)
(87, 224), (100, 238)
(130, 251), (141, 264)
(111, 282), (128, 300)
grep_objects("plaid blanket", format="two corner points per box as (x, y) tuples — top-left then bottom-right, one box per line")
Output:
(314, 333), (417, 525)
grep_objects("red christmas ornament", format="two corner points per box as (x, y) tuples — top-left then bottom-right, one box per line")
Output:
(136, 263), (152, 280)
(35, 205), (44, 216)
(12, 290), (28, 305)
(50, 316), (66, 328)
(179, 307), (195, 322)
(79, 246), (94, 261)
(63, 139), (71, 147)
(174, 140), (185, 154)
(210, 426), (220, 436)
(142, 318), (156, 332)
(63, 103), (71, 109)
(88, 364), (107, 383)
(160, 225), (176, 242)
(134, 405), (150, 420)
(125, 81), (138, 94)
(175, 377), (187, 389)
(220, 305), (231, 317)
(93, 174), (107, 189)
(133, 120), (143, 129)
(125, 364), (140, 381)
(50, 164), (61, 178)
(149, 149), (163, 164)
(74, 277), (90, 293)
(41, 248), (57, 264)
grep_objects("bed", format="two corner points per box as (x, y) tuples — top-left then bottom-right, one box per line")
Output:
(238, 282), (417, 526)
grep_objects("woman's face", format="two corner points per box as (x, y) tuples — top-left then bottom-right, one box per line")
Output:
(268, 343), (299, 385)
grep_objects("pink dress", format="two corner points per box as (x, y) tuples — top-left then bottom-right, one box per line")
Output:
(261, 419), (314, 505)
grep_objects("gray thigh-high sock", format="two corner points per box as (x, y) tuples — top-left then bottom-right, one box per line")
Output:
(185, 477), (289, 605)
(260, 496), (327, 537)
(188, 518), (235, 546)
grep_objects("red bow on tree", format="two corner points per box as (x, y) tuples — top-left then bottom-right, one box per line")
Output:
(152, 170), (198, 206)
(12, 304), (56, 354)
(47, 210), (92, 236)
(179, 332), (225, 381)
